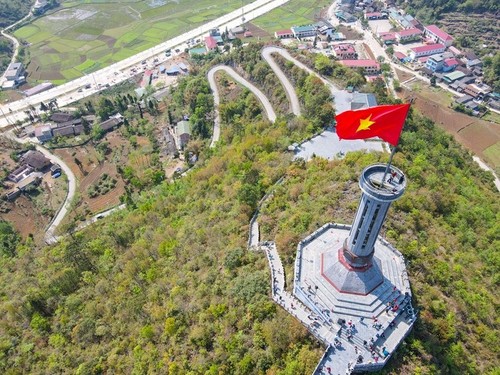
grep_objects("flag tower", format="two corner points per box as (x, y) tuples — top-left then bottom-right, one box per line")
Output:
(292, 103), (416, 373)
(321, 163), (407, 294)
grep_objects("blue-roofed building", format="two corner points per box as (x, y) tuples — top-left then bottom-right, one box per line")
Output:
(166, 66), (181, 76)
(291, 25), (317, 38)
(178, 62), (188, 72)
(189, 47), (206, 56)
(213, 35), (224, 45)
(159, 66), (166, 74)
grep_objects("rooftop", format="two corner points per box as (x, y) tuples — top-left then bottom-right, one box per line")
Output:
(444, 70), (466, 81)
(411, 43), (445, 53)
(176, 120), (191, 135)
(275, 29), (292, 36)
(425, 24), (453, 41)
(340, 59), (380, 68)
(291, 25), (317, 33)
(396, 28), (422, 37)
(204, 36), (217, 49)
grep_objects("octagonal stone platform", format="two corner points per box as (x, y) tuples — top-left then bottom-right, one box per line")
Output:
(294, 222), (412, 324)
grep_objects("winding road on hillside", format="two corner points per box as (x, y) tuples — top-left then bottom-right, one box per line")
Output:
(261, 47), (301, 116)
(209, 46), (343, 147)
(208, 65), (277, 147)
(0, 5), (35, 85)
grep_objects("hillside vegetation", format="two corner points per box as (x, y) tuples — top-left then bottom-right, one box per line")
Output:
(0, 47), (498, 374)
(0, 0), (33, 27)
(398, 0), (499, 23)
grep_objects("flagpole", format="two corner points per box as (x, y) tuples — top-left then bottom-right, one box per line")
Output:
(382, 145), (397, 184)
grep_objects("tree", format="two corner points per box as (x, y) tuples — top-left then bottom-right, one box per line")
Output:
(430, 76), (437, 87)
(0, 220), (19, 257)
(96, 97), (115, 120)
(314, 54), (333, 76)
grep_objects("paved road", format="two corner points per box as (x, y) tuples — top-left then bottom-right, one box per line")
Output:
(0, 0), (290, 128)
(261, 47), (301, 116)
(473, 156), (500, 192)
(0, 5), (35, 86)
(207, 65), (277, 146)
(37, 146), (77, 244)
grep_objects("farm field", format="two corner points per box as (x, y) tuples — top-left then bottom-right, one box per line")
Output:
(400, 86), (500, 175)
(53, 131), (129, 227)
(14, 0), (244, 84)
(252, 0), (330, 34)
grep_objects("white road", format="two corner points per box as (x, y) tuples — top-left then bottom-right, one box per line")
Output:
(261, 47), (301, 116)
(0, 4), (35, 86)
(207, 65), (276, 146)
(37, 145), (77, 244)
(0, 0), (290, 128)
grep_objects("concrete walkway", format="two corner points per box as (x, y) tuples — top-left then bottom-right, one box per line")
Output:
(261, 241), (341, 347)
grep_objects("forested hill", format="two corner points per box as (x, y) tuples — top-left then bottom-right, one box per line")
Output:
(398, 0), (499, 22)
(0, 47), (498, 374)
(0, 0), (33, 27)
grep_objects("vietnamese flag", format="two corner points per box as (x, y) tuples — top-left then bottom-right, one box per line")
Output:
(335, 103), (410, 146)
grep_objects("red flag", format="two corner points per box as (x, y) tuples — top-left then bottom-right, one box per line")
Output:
(335, 103), (410, 146)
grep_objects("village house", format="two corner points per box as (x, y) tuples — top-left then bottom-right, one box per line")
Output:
(424, 25), (453, 47)
(378, 32), (397, 45)
(409, 43), (446, 60)
(50, 112), (73, 123)
(204, 36), (218, 52)
(19, 150), (52, 171)
(395, 28), (422, 44)
(98, 113), (124, 133)
(34, 124), (53, 143)
(8, 165), (34, 183)
(291, 25), (317, 39)
(425, 55), (444, 72)
(275, 29), (294, 39)
(333, 43), (357, 60)
(364, 12), (387, 20)
(2, 62), (25, 89)
(443, 71), (466, 85)
(339, 59), (380, 75)
(175, 120), (192, 149)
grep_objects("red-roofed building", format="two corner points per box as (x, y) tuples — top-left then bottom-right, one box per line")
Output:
(393, 51), (407, 62)
(443, 58), (460, 72)
(378, 32), (396, 45)
(340, 59), (380, 74)
(448, 46), (463, 57)
(275, 29), (293, 39)
(424, 25), (453, 47)
(395, 28), (422, 43)
(333, 43), (357, 59)
(409, 43), (446, 60)
(205, 36), (217, 52)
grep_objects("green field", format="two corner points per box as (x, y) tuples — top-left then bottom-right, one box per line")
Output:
(483, 142), (500, 175)
(14, 0), (247, 84)
(252, 0), (331, 33)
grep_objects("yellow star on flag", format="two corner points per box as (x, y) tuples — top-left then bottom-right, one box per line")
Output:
(356, 114), (375, 132)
